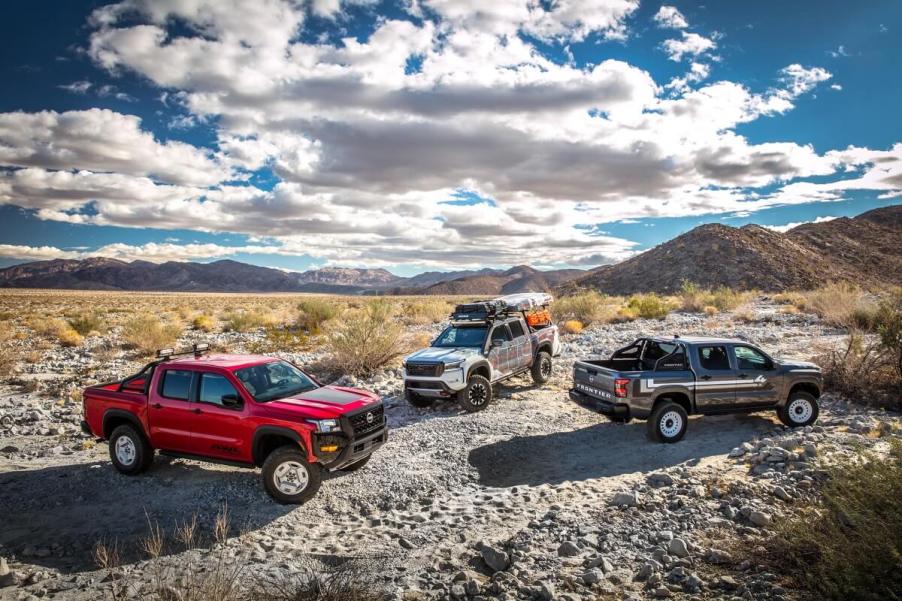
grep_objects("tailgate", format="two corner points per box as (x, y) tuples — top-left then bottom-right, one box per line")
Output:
(572, 360), (619, 400)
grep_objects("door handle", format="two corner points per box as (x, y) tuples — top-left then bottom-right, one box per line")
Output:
(152, 403), (163, 409)
(737, 373), (749, 379)
(700, 375), (712, 380)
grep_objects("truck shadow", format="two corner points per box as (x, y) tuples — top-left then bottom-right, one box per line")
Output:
(0, 457), (293, 573)
(468, 414), (775, 488)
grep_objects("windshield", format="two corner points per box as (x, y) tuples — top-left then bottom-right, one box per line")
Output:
(433, 325), (488, 348)
(233, 360), (318, 402)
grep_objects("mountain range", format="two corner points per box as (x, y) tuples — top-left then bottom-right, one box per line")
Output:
(1, 205), (899, 295)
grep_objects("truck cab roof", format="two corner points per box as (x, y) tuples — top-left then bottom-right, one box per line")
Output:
(651, 335), (752, 346)
(160, 353), (279, 371)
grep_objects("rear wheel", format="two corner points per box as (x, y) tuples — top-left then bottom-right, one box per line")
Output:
(458, 375), (492, 412)
(647, 402), (688, 443)
(262, 446), (322, 504)
(109, 424), (154, 475)
(530, 351), (553, 385)
(778, 392), (819, 428)
(405, 388), (434, 408)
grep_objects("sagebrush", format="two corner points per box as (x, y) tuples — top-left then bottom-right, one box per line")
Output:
(326, 300), (405, 377)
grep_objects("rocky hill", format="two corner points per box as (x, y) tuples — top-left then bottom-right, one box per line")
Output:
(421, 265), (585, 295)
(565, 205), (902, 294)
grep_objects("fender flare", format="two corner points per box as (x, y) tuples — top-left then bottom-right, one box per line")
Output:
(251, 426), (307, 465)
(102, 409), (147, 440)
(466, 360), (492, 381)
(534, 342), (553, 359)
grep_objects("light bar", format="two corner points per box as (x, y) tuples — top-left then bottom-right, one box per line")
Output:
(193, 343), (210, 353)
(156, 348), (174, 358)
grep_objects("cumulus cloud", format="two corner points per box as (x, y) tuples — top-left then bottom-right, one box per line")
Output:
(0, 0), (887, 270)
(662, 31), (716, 61)
(653, 6), (688, 29)
(764, 215), (837, 233)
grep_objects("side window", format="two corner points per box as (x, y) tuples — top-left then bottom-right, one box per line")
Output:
(697, 346), (731, 371)
(199, 373), (240, 407)
(508, 320), (526, 339)
(734, 346), (769, 370)
(490, 325), (512, 344)
(160, 370), (193, 401)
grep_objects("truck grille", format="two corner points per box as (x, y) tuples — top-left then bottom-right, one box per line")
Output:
(405, 362), (443, 377)
(349, 404), (385, 437)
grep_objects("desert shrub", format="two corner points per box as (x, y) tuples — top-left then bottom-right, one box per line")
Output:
(679, 281), (750, 312)
(874, 292), (902, 379)
(248, 326), (310, 354)
(678, 280), (708, 312)
(772, 291), (805, 305)
(67, 311), (104, 335)
(401, 298), (452, 325)
(779, 305), (800, 314)
(801, 283), (876, 327)
(556, 291), (621, 325)
(710, 286), (749, 311)
(625, 293), (671, 320)
(821, 330), (900, 410)
(192, 314), (215, 332)
(297, 298), (339, 333)
(57, 326), (84, 347)
(222, 309), (276, 333)
(326, 300), (404, 377)
(761, 440), (901, 601)
(122, 314), (182, 354)
(0, 322), (15, 376)
(703, 305), (717, 316)
(560, 319), (584, 334)
(251, 556), (391, 601)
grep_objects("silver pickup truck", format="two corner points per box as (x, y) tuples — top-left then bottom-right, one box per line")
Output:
(569, 335), (822, 442)
(403, 293), (562, 412)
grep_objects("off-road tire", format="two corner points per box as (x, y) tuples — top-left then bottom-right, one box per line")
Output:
(530, 351), (553, 385)
(109, 424), (154, 475)
(777, 392), (819, 428)
(262, 446), (322, 504)
(341, 454), (372, 471)
(405, 388), (434, 408)
(647, 402), (688, 443)
(457, 375), (493, 412)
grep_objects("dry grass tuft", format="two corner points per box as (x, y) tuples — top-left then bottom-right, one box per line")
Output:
(560, 319), (584, 334)
(679, 281), (754, 313)
(325, 299), (404, 377)
(759, 441), (901, 601)
(122, 314), (182, 355)
(400, 298), (453, 325)
(222, 309), (278, 333)
(703, 305), (718, 316)
(67, 311), (104, 335)
(192, 314), (216, 332)
(798, 282), (877, 327)
(297, 298), (339, 334)
(0, 321), (15, 376)
(625, 293), (672, 320)
(555, 291), (623, 325)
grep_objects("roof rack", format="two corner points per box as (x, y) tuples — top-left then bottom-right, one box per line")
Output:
(450, 292), (553, 323)
(156, 343), (210, 360)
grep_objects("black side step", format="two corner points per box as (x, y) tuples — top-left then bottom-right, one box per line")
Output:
(159, 450), (256, 469)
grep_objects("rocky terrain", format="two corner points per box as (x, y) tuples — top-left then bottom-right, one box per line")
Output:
(0, 299), (899, 600)
(566, 204), (902, 294)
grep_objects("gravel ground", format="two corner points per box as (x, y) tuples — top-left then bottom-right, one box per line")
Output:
(0, 300), (899, 600)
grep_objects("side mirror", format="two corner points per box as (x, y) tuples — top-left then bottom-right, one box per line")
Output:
(221, 394), (242, 408)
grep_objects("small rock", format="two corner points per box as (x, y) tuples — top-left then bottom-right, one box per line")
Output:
(481, 544), (510, 573)
(749, 510), (773, 527)
(653, 585), (671, 598)
(557, 541), (582, 557)
(581, 568), (604, 585)
(647, 473), (674, 487)
(610, 491), (640, 507)
(772, 486), (793, 501)
(668, 538), (689, 558)
(538, 581), (556, 601)
(707, 548), (733, 564)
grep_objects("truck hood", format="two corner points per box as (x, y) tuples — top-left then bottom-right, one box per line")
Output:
(267, 385), (379, 419)
(778, 358), (821, 371)
(405, 347), (481, 364)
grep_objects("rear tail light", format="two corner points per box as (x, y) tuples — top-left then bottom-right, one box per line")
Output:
(614, 378), (630, 398)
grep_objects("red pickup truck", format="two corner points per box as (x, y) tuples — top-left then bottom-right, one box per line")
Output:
(81, 345), (387, 503)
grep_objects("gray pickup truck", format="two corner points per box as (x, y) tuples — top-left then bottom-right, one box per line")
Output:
(569, 336), (822, 442)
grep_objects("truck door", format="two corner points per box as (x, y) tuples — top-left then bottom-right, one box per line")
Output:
(731, 345), (781, 407)
(189, 371), (251, 462)
(506, 319), (532, 371)
(148, 368), (197, 452)
(487, 324), (513, 378)
(692, 345), (736, 412)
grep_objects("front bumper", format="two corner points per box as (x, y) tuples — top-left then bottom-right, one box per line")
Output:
(568, 388), (631, 419)
(317, 426), (388, 471)
(404, 377), (466, 398)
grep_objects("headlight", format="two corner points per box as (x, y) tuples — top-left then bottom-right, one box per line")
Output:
(306, 418), (341, 433)
(445, 360), (464, 370)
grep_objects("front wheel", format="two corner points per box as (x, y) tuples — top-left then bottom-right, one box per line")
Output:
(262, 446), (322, 504)
(109, 424), (154, 475)
(530, 351), (553, 385)
(778, 392), (819, 428)
(457, 375), (493, 412)
(647, 402), (688, 443)
(405, 388), (434, 408)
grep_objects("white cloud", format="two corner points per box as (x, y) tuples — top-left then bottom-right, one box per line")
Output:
(764, 215), (837, 233)
(653, 6), (688, 29)
(59, 80), (92, 94)
(662, 31), (716, 62)
(0, 0), (888, 270)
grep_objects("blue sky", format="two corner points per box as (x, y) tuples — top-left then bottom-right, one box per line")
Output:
(0, 0), (899, 276)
